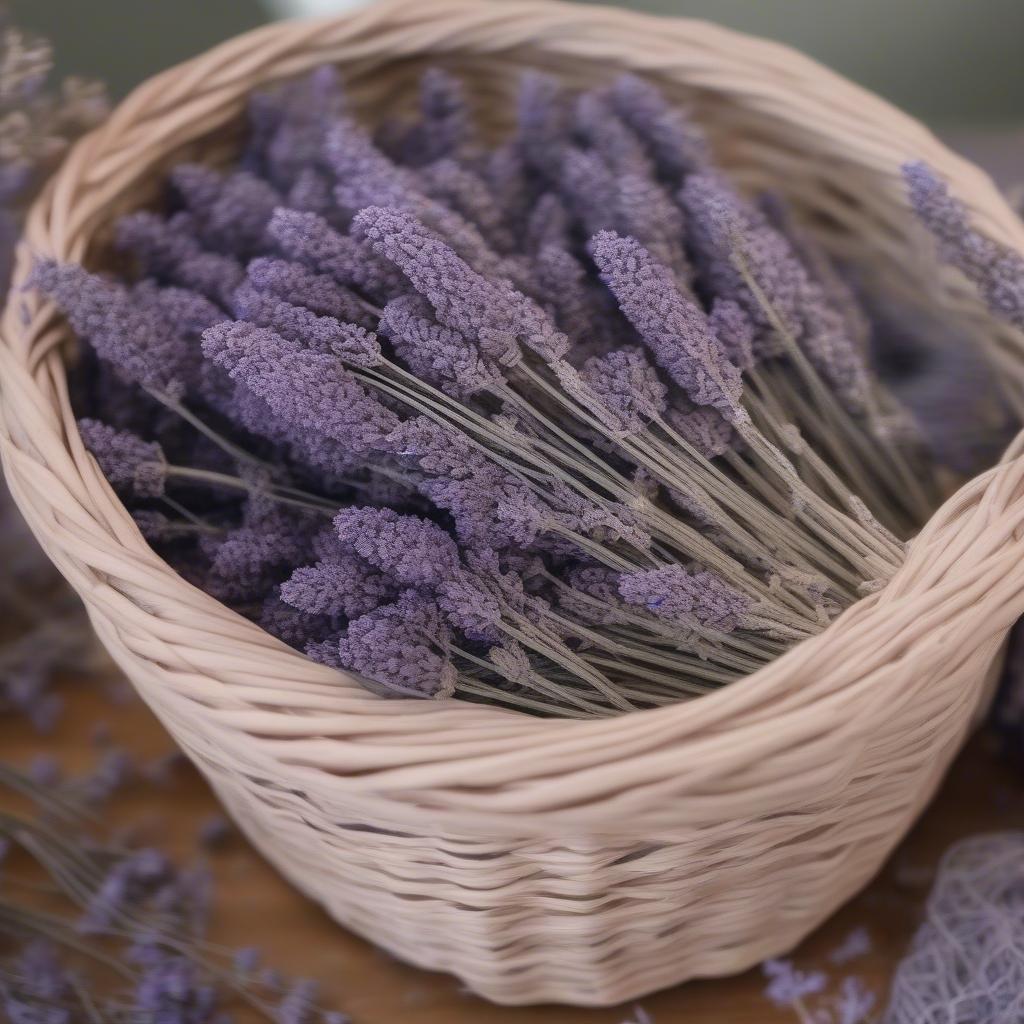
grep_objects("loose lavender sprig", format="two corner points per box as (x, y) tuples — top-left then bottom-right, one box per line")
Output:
(0, 760), (350, 1024)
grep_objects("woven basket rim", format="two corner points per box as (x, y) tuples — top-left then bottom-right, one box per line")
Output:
(4, 0), (1024, 834)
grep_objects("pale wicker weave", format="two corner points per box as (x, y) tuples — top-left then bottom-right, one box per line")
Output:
(4, 0), (1024, 1006)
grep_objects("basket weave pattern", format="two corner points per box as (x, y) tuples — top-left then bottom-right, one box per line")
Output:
(5, 0), (1024, 1005)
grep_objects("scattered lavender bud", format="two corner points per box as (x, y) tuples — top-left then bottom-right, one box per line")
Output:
(761, 958), (827, 1010)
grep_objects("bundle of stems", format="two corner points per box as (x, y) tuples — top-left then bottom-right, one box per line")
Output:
(38, 66), (945, 717)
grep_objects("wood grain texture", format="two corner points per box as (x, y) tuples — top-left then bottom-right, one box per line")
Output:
(3, 676), (1021, 1023)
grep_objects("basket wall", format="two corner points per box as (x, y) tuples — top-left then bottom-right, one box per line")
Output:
(4, 0), (1024, 1005)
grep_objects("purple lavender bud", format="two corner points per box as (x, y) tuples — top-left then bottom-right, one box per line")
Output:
(277, 978), (320, 1024)
(380, 293), (501, 398)
(286, 166), (334, 218)
(761, 959), (828, 1010)
(305, 633), (344, 669)
(336, 590), (456, 699)
(534, 243), (612, 347)
(709, 297), (755, 371)
(202, 321), (399, 453)
(267, 207), (404, 301)
(248, 65), (346, 189)
(484, 141), (535, 233)
(420, 468), (550, 551)
(205, 503), (317, 604)
(607, 73), (710, 181)
(681, 174), (870, 408)
(617, 565), (749, 632)
(259, 591), (342, 652)
(524, 192), (572, 255)
(515, 70), (570, 180)
(560, 147), (618, 237)
(355, 205), (569, 363)
(590, 231), (744, 418)
(133, 279), (229, 337)
(666, 403), (735, 459)
(436, 573), (503, 644)
(679, 173), (796, 347)
(77, 418), (167, 497)
(80, 847), (172, 933)
(281, 551), (398, 619)
(233, 283), (382, 366)
(116, 210), (244, 305)
(133, 952), (218, 1023)
(567, 564), (623, 605)
(172, 163), (283, 255)
(573, 91), (652, 177)
(578, 346), (667, 435)
(420, 157), (515, 253)
(383, 67), (474, 167)
(243, 255), (374, 326)
(383, 415), (487, 480)
(833, 977), (875, 1024)
(324, 115), (418, 211)
(333, 507), (461, 587)
(904, 160), (1024, 329)
(326, 121), (522, 285)
(12, 941), (72, 1007)
(616, 171), (690, 280)
(31, 261), (191, 396)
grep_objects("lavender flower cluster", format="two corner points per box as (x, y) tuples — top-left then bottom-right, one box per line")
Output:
(37, 65), (952, 717)
(0, 758), (349, 1024)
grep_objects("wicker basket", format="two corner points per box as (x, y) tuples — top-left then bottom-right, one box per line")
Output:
(5, 0), (1024, 1006)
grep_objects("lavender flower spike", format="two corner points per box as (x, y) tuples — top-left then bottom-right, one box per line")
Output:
(266, 207), (404, 301)
(77, 419), (166, 497)
(590, 231), (744, 419)
(380, 293), (501, 399)
(31, 260), (190, 396)
(618, 565), (749, 632)
(232, 283), (382, 368)
(202, 321), (399, 453)
(355, 205), (569, 363)
(335, 590), (457, 699)
(680, 173), (871, 410)
(578, 346), (668, 435)
(280, 550), (398, 619)
(333, 507), (462, 588)
(904, 160), (1024, 329)
(607, 73), (710, 181)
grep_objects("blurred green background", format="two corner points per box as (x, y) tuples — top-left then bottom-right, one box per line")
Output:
(18, 0), (1024, 153)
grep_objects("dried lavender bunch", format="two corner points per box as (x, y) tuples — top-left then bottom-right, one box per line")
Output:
(38, 66), (952, 718)
(0, 759), (348, 1023)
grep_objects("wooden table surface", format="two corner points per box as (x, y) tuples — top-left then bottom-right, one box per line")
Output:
(3, 675), (1023, 1023)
